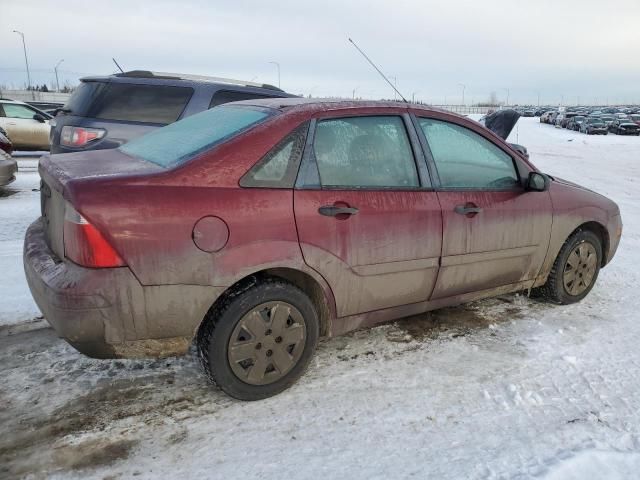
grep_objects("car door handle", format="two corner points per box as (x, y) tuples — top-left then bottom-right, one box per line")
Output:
(454, 204), (483, 216)
(318, 205), (359, 217)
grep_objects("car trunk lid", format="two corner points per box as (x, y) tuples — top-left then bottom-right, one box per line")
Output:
(38, 149), (164, 259)
(479, 109), (521, 140)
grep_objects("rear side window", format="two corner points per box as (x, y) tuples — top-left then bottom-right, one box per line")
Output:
(240, 122), (309, 188)
(90, 84), (193, 124)
(119, 105), (273, 168)
(62, 81), (103, 115)
(419, 118), (519, 190)
(209, 90), (272, 108)
(313, 116), (419, 188)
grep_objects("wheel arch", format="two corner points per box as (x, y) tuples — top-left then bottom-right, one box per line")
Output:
(197, 267), (336, 341)
(572, 221), (610, 266)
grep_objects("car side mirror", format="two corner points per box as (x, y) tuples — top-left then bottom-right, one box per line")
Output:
(526, 172), (549, 192)
(33, 113), (46, 123)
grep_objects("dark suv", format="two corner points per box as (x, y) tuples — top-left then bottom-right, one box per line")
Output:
(49, 70), (293, 154)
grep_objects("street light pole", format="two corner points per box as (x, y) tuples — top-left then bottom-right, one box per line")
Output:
(13, 30), (32, 97)
(54, 59), (64, 93)
(458, 83), (466, 106)
(268, 61), (280, 89)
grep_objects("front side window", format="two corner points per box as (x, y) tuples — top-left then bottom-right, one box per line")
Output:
(419, 118), (519, 189)
(90, 84), (193, 124)
(120, 105), (273, 168)
(313, 116), (419, 188)
(3, 104), (37, 119)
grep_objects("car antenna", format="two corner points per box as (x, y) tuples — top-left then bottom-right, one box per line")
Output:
(112, 58), (125, 73)
(348, 37), (408, 103)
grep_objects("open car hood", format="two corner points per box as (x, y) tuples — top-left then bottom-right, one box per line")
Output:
(479, 109), (521, 140)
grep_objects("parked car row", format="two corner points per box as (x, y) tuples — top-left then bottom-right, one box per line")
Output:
(539, 107), (640, 136)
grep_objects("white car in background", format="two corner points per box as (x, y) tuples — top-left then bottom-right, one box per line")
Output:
(0, 99), (52, 151)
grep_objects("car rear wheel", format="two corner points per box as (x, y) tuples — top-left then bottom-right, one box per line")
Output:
(197, 278), (319, 400)
(536, 230), (602, 304)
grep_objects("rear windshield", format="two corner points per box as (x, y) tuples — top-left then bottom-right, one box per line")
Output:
(119, 105), (273, 168)
(63, 81), (193, 123)
(89, 83), (193, 124)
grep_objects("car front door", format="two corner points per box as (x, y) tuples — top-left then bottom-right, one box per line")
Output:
(415, 116), (552, 300)
(0, 103), (50, 149)
(294, 114), (442, 318)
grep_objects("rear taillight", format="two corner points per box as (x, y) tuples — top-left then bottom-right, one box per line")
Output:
(60, 126), (106, 147)
(64, 203), (125, 268)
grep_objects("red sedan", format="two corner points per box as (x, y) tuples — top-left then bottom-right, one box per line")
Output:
(25, 99), (622, 399)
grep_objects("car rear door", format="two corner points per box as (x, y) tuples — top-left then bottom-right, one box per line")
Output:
(414, 115), (552, 299)
(294, 113), (442, 318)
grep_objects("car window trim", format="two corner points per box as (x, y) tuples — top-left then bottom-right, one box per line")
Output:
(295, 113), (431, 191)
(412, 114), (526, 192)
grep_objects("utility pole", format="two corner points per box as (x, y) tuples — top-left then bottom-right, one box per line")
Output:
(268, 61), (280, 89)
(54, 59), (64, 92)
(458, 83), (466, 106)
(536, 90), (541, 107)
(13, 30), (33, 98)
(503, 88), (510, 106)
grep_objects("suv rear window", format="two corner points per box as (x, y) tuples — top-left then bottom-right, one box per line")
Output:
(119, 105), (273, 168)
(90, 84), (193, 124)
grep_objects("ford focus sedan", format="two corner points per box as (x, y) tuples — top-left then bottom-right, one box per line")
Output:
(24, 99), (622, 400)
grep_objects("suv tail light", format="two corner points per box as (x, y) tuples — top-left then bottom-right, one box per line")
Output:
(64, 203), (125, 268)
(60, 126), (106, 147)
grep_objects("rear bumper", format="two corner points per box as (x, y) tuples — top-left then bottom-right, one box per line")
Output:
(0, 154), (17, 186)
(24, 219), (223, 358)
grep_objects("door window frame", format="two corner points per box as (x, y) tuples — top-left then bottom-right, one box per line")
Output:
(295, 113), (432, 191)
(411, 113), (530, 192)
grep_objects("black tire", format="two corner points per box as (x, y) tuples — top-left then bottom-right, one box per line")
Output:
(197, 278), (319, 400)
(535, 230), (602, 304)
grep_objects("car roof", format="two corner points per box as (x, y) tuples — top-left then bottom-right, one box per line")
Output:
(229, 97), (456, 116)
(79, 70), (284, 92)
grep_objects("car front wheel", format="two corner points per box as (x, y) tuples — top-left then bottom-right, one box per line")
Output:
(536, 230), (602, 304)
(197, 278), (319, 400)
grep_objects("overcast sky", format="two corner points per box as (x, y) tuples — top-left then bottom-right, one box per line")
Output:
(2, 0), (639, 105)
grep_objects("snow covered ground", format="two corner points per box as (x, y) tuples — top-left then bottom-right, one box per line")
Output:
(1, 119), (640, 479)
(0, 154), (43, 329)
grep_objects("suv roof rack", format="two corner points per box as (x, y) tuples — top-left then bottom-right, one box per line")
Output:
(114, 70), (284, 92)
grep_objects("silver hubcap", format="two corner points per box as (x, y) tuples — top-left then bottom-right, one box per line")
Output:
(563, 242), (598, 296)
(227, 301), (306, 386)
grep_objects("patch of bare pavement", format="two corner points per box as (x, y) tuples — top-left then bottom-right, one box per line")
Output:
(0, 295), (535, 478)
